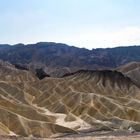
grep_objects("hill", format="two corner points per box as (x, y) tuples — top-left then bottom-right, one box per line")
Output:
(0, 61), (140, 137)
(117, 62), (140, 86)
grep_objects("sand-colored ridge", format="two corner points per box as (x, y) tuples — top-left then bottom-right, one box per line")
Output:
(0, 61), (140, 138)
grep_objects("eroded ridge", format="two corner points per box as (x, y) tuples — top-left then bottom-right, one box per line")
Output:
(0, 62), (140, 138)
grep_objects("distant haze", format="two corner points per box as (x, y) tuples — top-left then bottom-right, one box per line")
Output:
(0, 0), (140, 49)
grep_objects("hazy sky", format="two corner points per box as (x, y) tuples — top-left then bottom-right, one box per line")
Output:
(0, 0), (140, 49)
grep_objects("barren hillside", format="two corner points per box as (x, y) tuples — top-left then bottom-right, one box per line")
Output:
(0, 61), (140, 138)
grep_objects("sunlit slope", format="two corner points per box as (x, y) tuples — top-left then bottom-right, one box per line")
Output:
(117, 62), (140, 86)
(0, 60), (36, 82)
(0, 61), (75, 137)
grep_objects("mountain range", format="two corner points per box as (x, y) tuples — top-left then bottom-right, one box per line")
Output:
(0, 42), (140, 69)
(0, 42), (140, 138)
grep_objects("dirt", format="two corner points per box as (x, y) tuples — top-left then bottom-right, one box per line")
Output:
(1, 131), (140, 140)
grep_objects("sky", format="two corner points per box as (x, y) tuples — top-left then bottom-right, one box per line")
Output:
(0, 0), (140, 49)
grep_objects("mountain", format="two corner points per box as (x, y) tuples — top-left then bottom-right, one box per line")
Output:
(0, 42), (140, 69)
(0, 43), (140, 138)
(0, 61), (140, 138)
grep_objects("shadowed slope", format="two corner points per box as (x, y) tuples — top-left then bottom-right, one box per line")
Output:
(0, 43), (140, 68)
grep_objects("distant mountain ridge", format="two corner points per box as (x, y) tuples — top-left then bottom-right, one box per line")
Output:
(0, 42), (140, 69)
